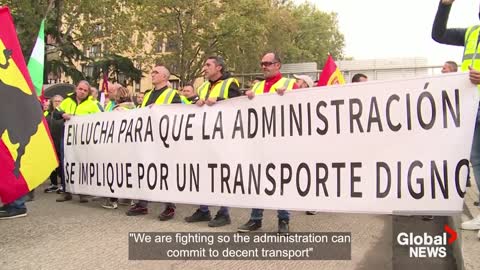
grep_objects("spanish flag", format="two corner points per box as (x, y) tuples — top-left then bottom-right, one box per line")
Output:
(317, 54), (345, 86)
(0, 7), (58, 204)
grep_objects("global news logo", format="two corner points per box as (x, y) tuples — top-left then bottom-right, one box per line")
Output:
(396, 225), (457, 258)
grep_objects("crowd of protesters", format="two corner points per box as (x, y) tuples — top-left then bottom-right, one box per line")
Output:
(2, 0), (480, 236)
(2, 48), (475, 236)
(1, 52), (354, 232)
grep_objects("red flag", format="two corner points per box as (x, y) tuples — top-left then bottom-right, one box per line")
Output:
(101, 70), (108, 93)
(0, 6), (58, 203)
(317, 55), (346, 86)
(39, 85), (46, 103)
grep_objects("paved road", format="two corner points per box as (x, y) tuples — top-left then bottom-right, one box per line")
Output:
(0, 184), (457, 270)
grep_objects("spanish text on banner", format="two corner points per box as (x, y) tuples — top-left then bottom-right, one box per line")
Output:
(64, 73), (478, 214)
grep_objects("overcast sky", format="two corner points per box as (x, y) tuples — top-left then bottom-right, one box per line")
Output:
(298, 0), (480, 65)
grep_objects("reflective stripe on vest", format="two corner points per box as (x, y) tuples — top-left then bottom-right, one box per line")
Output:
(252, 77), (295, 95)
(141, 88), (177, 107)
(105, 100), (115, 112)
(57, 96), (103, 115)
(462, 25), (480, 93)
(198, 78), (238, 99)
(462, 25), (480, 70)
(180, 95), (192, 104)
(197, 81), (210, 99)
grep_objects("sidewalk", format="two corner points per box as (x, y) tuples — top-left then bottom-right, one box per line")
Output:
(0, 186), (393, 270)
(0, 182), (473, 270)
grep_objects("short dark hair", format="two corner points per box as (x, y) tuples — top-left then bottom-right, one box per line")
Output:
(352, 73), (368, 83)
(183, 82), (194, 88)
(207, 56), (226, 73)
(445, 61), (458, 72)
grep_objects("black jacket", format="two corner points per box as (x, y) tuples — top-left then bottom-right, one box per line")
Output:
(45, 110), (64, 152)
(432, 1), (467, 47)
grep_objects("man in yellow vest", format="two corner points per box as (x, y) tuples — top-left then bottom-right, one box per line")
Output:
(126, 65), (182, 221)
(240, 52), (297, 234)
(54, 80), (104, 203)
(433, 0), (480, 235)
(195, 56), (241, 106)
(184, 55), (241, 227)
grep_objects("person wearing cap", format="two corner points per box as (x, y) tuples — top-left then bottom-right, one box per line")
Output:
(294, 74), (314, 88)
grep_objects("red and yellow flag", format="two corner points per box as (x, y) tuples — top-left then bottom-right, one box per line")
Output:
(0, 7), (58, 204)
(317, 55), (345, 86)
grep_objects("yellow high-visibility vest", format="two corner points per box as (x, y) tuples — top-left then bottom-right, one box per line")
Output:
(141, 88), (177, 107)
(462, 25), (480, 94)
(252, 77), (296, 95)
(197, 77), (239, 100)
(105, 100), (118, 112)
(56, 94), (103, 115)
(180, 95), (192, 104)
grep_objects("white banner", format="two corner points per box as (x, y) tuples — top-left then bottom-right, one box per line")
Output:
(64, 74), (478, 214)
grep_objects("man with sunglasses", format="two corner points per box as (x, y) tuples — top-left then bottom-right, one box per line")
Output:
(247, 53), (297, 97)
(241, 52), (297, 234)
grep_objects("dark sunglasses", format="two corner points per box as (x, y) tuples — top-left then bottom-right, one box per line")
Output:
(260, 61), (278, 67)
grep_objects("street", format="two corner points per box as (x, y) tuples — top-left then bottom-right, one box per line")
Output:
(0, 185), (457, 270)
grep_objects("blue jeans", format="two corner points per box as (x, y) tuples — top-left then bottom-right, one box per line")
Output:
(470, 106), (480, 198)
(199, 205), (229, 216)
(5, 196), (26, 211)
(60, 136), (66, 192)
(250, 208), (289, 221)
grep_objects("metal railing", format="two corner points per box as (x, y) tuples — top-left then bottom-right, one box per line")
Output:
(232, 65), (445, 89)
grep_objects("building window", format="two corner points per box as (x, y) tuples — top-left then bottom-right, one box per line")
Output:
(47, 71), (60, 84)
(154, 41), (163, 54)
(89, 44), (102, 58)
(165, 39), (178, 52)
(94, 24), (102, 36)
(82, 64), (94, 78)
